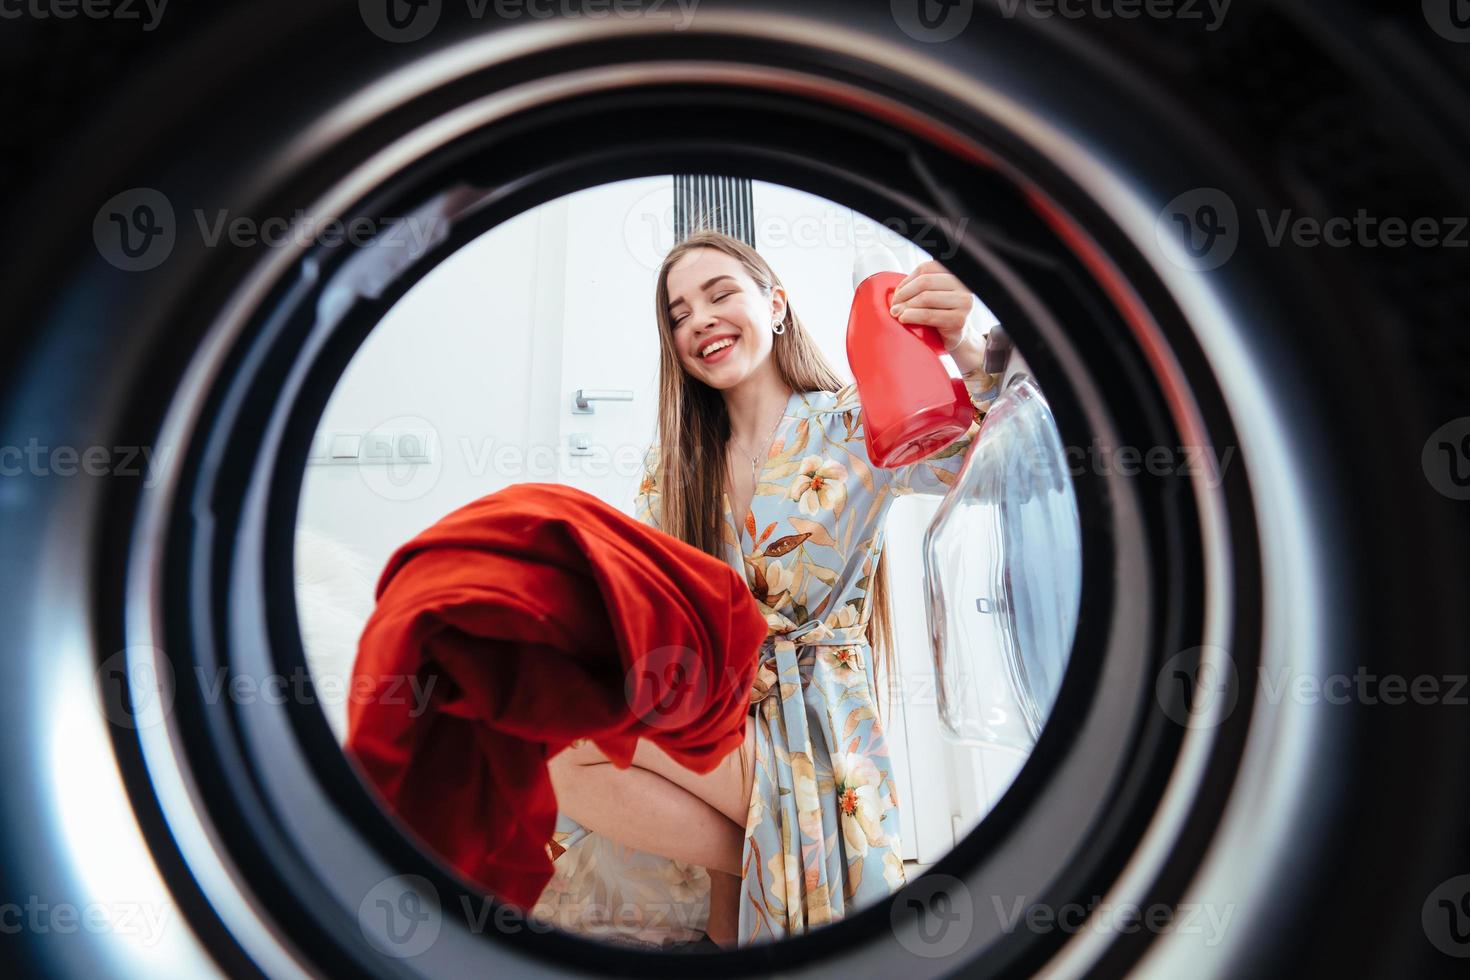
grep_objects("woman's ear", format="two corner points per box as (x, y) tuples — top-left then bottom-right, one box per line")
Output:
(769, 284), (788, 326)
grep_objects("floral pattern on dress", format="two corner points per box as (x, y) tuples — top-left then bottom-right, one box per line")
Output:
(539, 368), (999, 947)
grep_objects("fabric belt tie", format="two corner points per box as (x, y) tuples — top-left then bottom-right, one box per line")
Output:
(747, 616), (868, 711)
(745, 614), (868, 932)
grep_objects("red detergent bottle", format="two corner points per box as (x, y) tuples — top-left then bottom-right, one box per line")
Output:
(847, 254), (976, 469)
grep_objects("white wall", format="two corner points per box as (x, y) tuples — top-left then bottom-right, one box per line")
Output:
(296, 204), (548, 567)
(296, 178), (674, 575)
(555, 177), (671, 509)
(294, 177), (675, 739)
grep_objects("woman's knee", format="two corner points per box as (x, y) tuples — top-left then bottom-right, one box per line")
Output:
(552, 737), (605, 766)
(546, 738), (605, 789)
(545, 740), (606, 818)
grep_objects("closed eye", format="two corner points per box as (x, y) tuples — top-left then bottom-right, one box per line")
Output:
(672, 291), (735, 328)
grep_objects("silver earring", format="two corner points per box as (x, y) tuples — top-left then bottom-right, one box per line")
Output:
(772, 319), (786, 335)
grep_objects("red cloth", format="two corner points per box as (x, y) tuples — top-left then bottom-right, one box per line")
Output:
(344, 482), (768, 910)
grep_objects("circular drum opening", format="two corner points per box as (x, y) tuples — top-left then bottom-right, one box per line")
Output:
(122, 56), (1239, 977)
(11, 4), (1463, 979)
(288, 175), (1102, 952)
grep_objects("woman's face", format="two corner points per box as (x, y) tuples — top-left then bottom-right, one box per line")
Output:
(665, 248), (786, 390)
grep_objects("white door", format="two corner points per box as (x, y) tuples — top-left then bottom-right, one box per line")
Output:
(553, 177), (673, 514)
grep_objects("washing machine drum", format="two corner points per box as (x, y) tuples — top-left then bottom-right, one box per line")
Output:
(3, 4), (1467, 978)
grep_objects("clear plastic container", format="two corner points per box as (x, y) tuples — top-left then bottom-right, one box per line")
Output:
(921, 374), (1082, 754)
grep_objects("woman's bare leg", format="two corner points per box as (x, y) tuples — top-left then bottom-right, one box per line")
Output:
(548, 718), (757, 829)
(546, 721), (757, 946)
(546, 747), (744, 875)
(623, 722), (757, 828)
(705, 870), (741, 948)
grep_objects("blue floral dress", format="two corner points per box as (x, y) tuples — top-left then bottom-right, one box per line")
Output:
(533, 369), (1000, 948)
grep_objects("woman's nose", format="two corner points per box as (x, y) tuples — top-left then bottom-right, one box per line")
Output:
(692, 316), (719, 343)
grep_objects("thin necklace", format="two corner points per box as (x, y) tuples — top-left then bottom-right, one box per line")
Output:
(728, 401), (786, 485)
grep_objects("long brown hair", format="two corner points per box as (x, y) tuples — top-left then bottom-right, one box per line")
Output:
(649, 229), (900, 726)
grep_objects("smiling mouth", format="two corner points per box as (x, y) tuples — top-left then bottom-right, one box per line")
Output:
(699, 336), (739, 361)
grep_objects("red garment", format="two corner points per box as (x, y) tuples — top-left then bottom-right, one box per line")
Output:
(345, 482), (767, 910)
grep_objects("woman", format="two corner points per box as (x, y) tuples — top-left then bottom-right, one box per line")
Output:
(544, 229), (1002, 948)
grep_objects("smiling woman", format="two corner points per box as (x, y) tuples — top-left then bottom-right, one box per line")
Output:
(666, 247), (795, 535)
(532, 226), (1008, 948)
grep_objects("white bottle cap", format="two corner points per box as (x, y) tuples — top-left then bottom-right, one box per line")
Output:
(852, 242), (903, 289)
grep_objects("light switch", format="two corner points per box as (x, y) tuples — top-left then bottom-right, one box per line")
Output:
(363, 432), (394, 460)
(396, 431), (430, 462)
(329, 433), (361, 459)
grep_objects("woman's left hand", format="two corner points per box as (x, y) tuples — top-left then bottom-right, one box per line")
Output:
(889, 260), (974, 351)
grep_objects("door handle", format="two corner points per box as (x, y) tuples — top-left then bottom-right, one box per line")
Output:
(572, 388), (633, 414)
